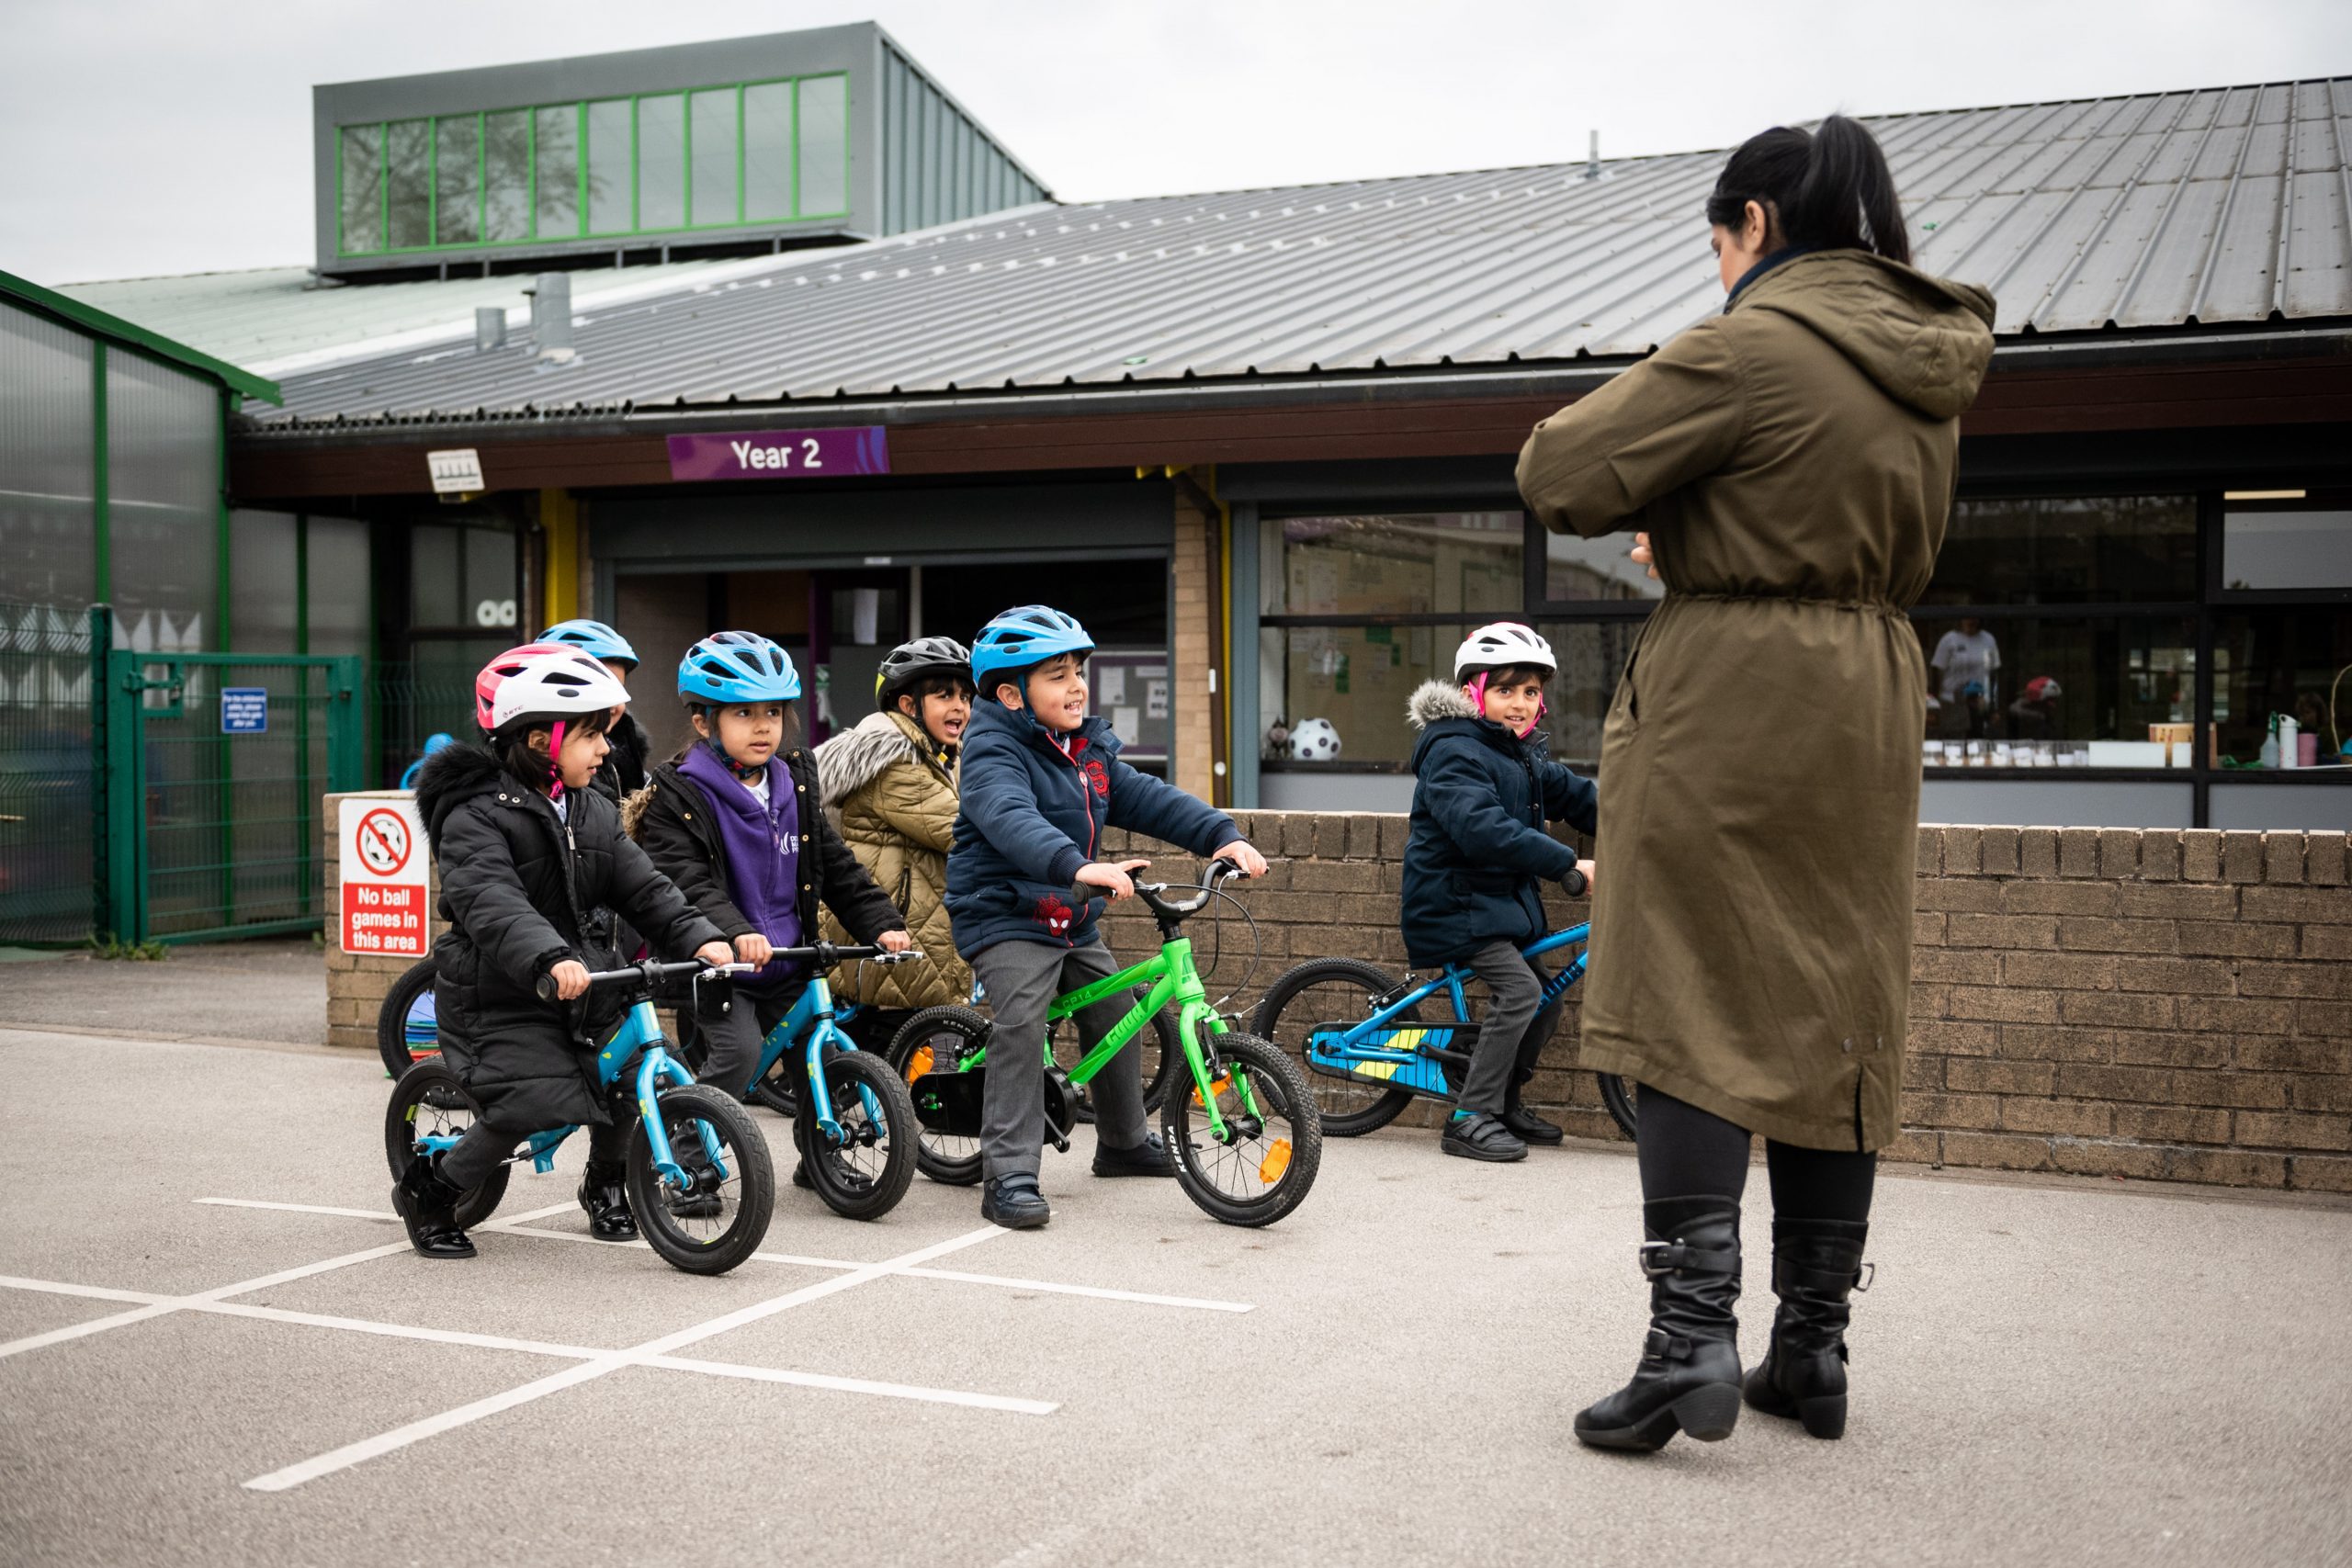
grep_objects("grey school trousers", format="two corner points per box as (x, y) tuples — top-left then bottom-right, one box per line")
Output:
(972, 936), (1150, 1182)
(1457, 941), (1558, 1116)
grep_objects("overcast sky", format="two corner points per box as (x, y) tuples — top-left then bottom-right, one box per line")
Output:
(4, 0), (2346, 285)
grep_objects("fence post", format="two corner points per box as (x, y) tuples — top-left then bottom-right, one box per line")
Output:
(328, 656), (366, 793)
(86, 604), (110, 942)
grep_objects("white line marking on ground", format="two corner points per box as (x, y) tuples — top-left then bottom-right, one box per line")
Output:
(196, 1198), (405, 1221)
(243, 1224), (1011, 1492)
(643, 1355), (1057, 1414)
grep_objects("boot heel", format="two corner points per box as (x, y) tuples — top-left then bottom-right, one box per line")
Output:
(1794, 1393), (1847, 1440)
(1670, 1382), (1743, 1442)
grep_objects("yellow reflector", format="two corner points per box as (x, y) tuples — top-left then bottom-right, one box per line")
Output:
(1258, 1140), (1292, 1182)
(907, 1045), (934, 1082)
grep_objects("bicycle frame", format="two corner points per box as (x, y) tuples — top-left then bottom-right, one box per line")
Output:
(741, 976), (886, 1145)
(1303, 923), (1590, 1092)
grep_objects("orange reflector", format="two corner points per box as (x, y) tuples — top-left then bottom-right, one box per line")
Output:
(1258, 1140), (1293, 1182)
(1192, 1074), (1231, 1107)
(906, 1045), (933, 1082)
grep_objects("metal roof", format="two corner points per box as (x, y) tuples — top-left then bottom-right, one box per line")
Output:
(2, 268), (281, 404)
(236, 75), (2352, 429)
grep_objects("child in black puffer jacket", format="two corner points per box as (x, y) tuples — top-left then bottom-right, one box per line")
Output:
(395, 649), (730, 1261)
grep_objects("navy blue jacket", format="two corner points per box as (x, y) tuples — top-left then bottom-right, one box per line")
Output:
(1400, 681), (1599, 969)
(946, 697), (1241, 958)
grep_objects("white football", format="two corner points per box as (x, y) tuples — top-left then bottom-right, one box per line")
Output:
(1291, 716), (1342, 761)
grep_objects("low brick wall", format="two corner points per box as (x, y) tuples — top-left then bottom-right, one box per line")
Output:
(319, 795), (2349, 1192)
(322, 791), (443, 1055)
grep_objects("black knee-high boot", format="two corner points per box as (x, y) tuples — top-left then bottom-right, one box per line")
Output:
(1744, 1217), (1869, 1438)
(1574, 1195), (1743, 1451)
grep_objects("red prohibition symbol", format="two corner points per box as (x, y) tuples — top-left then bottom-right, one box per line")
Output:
(356, 808), (413, 876)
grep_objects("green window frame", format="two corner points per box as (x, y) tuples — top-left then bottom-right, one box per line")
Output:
(334, 70), (855, 257)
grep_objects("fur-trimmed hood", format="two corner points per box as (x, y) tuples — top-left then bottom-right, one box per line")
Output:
(814, 709), (940, 807)
(414, 742), (508, 852)
(1406, 679), (1478, 730)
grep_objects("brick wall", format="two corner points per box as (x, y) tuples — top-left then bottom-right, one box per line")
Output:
(1168, 486), (1217, 801)
(317, 797), (2351, 1191)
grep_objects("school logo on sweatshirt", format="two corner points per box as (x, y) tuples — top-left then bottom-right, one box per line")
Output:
(1034, 895), (1075, 937)
(1081, 758), (1110, 799)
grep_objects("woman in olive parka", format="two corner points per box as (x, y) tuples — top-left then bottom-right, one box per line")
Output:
(1515, 118), (1995, 1452)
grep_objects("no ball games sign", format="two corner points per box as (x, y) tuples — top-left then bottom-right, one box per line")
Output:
(340, 799), (429, 956)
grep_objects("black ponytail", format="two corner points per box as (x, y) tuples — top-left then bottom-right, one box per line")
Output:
(1704, 114), (1911, 266)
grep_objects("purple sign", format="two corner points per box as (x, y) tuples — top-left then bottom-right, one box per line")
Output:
(666, 426), (889, 481)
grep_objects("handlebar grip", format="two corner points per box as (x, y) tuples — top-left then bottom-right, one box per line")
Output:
(1561, 866), (1589, 898)
(536, 973), (559, 1003)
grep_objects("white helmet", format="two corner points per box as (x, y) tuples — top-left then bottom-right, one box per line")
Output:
(1453, 622), (1555, 681)
(1290, 716), (1342, 761)
(486, 649), (631, 731)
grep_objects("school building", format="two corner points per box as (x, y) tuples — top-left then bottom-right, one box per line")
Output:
(3, 25), (2348, 943)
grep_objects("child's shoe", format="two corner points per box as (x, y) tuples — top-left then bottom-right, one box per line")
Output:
(1500, 1098), (1566, 1145)
(390, 1152), (476, 1259)
(1441, 1111), (1528, 1163)
(1091, 1132), (1177, 1178)
(577, 1159), (638, 1239)
(981, 1173), (1051, 1228)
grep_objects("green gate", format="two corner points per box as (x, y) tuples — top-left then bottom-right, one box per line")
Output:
(92, 611), (364, 944)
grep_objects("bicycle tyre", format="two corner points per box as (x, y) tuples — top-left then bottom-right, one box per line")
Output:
(1250, 957), (1417, 1137)
(1051, 1005), (1181, 1121)
(1598, 1072), (1638, 1140)
(628, 1083), (775, 1275)
(797, 1049), (919, 1221)
(887, 1006), (989, 1187)
(375, 957), (440, 1079)
(1163, 1031), (1321, 1228)
(382, 1058), (509, 1229)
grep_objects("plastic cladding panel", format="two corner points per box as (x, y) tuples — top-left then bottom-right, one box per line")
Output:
(0, 300), (96, 607)
(106, 354), (216, 649)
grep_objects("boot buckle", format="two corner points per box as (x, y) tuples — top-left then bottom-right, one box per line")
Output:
(1638, 1240), (1679, 1279)
(1640, 1327), (1691, 1364)
(1852, 1260), (1874, 1293)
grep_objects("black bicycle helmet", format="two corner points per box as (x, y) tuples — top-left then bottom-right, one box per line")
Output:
(874, 635), (974, 706)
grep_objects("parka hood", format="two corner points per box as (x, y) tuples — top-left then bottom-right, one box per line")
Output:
(1407, 679), (1538, 771)
(815, 709), (927, 807)
(414, 743), (509, 851)
(1407, 679), (1479, 729)
(1733, 250), (1996, 421)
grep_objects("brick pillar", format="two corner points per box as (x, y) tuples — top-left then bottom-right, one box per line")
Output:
(1170, 486), (1216, 799)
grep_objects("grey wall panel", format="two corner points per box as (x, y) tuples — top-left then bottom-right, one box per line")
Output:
(2209, 784), (2352, 831)
(1920, 779), (2195, 829)
(1260, 773), (1414, 812)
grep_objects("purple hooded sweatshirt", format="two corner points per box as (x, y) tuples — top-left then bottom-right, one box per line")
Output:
(678, 743), (801, 989)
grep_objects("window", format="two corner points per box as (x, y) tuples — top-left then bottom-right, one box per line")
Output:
(2222, 500), (2352, 592)
(409, 524), (517, 631)
(2214, 610), (2352, 768)
(1915, 615), (2197, 768)
(336, 72), (859, 256)
(1263, 513), (1522, 616)
(1924, 495), (2197, 605)
(1544, 529), (1662, 603)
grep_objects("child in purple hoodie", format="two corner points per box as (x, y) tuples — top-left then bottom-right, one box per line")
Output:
(627, 632), (909, 1122)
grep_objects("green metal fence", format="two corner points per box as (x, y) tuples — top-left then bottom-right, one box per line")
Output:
(0, 603), (98, 944)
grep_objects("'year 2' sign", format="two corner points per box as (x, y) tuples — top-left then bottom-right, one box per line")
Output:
(340, 798), (430, 956)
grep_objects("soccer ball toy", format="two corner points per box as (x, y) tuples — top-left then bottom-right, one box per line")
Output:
(1291, 716), (1342, 761)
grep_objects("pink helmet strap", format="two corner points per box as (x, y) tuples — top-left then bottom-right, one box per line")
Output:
(547, 719), (568, 799)
(1463, 671), (1548, 739)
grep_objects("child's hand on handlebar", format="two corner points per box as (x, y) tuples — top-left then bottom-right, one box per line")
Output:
(1576, 858), (1597, 895)
(548, 959), (592, 1000)
(1212, 840), (1269, 878)
(1076, 858), (1152, 900)
(695, 941), (736, 968)
(877, 929), (914, 953)
(734, 932), (774, 966)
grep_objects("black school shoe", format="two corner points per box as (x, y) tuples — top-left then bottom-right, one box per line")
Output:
(981, 1173), (1051, 1229)
(1091, 1131), (1178, 1178)
(1500, 1103), (1566, 1145)
(390, 1152), (476, 1259)
(577, 1160), (638, 1240)
(1442, 1111), (1529, 1162)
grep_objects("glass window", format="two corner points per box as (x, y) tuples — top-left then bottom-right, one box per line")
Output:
(1544, 529), (1661, 602)
(482, 109), (531, 243)
(2214, 610), (2352, 768)
(410, 525), (460, 628)
(228, 511), (299, 652)
(2222, 503), (2352, 591)
(1260, 624), (1464, 766)
(534, 105), (581, 239)
(797, 74), (849, 216)
(106, 355), (217, 653)
(1263, 513), (1522, 615)
(463, 527), (518, 630)
(743, 82), (793, 220)
(386, 118), (432, 249)
(1913, 615), (2196, 768)
(586, 99), (633, 234)
(690, 88), (738, 226)
(434, 115), (480, 245)
(636, 94), (686, 231)
(1924, 495), (2197, 605)
(1532, 621), (1645, 763)
(305, 517), (371, 659)
(0, 300), (96, 607)
(338, 125), (382, 254)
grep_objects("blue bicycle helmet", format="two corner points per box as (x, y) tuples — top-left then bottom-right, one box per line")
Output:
(970, 605), (1094, 689)
(678, 630), (801, 705)
(537, 618), (639, 668)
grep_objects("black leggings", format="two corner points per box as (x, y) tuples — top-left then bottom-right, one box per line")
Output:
(1635, 1085), (1876, 1222)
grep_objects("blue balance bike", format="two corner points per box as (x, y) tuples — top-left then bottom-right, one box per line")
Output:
(383, 960), (776, 1275)
(674, 942), (922, 1222)
(1251, 874), (1638, 1140)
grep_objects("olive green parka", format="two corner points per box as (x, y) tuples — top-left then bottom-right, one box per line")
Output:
(1516, 249), (1995, 1150)
(813, 708), (972, 1010)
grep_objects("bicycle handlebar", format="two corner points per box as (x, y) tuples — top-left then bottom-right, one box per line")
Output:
(534, 943), (925, 1001)
(1561, 866), (1589, 898)
(536, 957), (709, 1003)
(1066, 858), (1249, 921)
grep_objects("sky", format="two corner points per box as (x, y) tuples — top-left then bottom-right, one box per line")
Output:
(4, 0), (2347, 285)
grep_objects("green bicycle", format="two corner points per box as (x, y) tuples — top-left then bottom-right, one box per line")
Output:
(887, 863), (1321, 1227)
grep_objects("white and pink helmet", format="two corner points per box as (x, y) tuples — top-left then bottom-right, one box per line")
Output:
(475, 645), (629, 732)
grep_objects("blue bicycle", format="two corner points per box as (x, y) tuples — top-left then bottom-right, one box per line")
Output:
(1251, 914), (1637, 1140)
(382, 959), (776, 1274)
(674, 942), (921, 1222)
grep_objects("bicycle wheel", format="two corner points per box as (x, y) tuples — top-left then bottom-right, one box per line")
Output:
(888, 1006), (988, 1187)
(1050, 1004), (1181, 1121)
(628, 1083), (775, 1275)
(1598, 1072), (1638, 1140)
(676, 1011), (799, 1118)
(1251, 958), (1417, 1137)
(1163, 1031), (1321, 1227)
(797, 1049), (919, 1221)
(375, 958), (440, 1078)
(382, 1058), (509, 1229)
